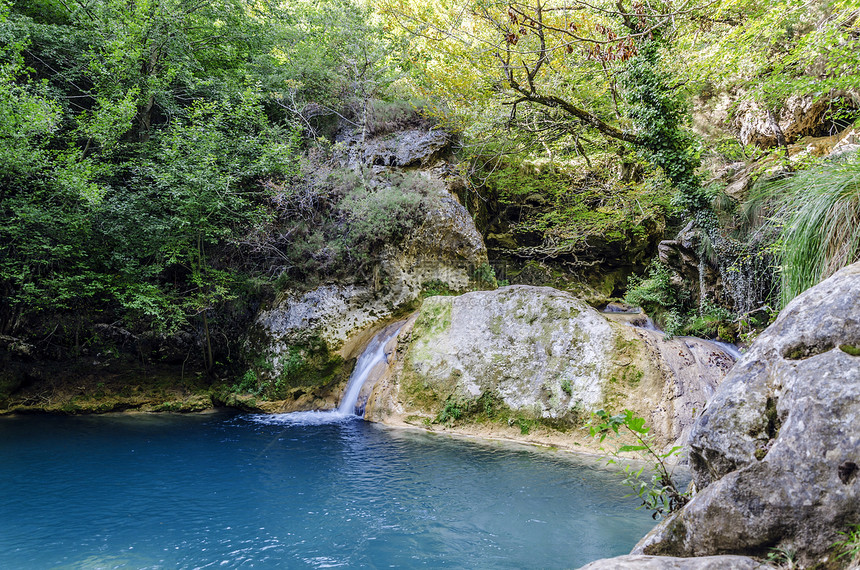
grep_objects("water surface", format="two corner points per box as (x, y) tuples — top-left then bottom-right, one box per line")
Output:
(0, 412), (655, 568)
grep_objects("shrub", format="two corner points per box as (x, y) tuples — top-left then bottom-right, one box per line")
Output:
(590, 409), (689, 520)
(765, 154), (860, 307)
(624, 262), (690, 335)
(258, 167), (441, 289)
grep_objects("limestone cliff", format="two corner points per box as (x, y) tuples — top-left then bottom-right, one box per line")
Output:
(247, 126), (489, 399)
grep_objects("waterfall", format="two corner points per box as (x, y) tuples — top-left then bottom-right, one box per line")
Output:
(337, 323), (403, 415)
(603, 310), (743, 362)
(709, 340), (743, 360)
(251, 323), (403, 426)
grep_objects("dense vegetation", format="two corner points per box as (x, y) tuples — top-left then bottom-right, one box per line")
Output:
(0, 0), (409, 373)
(1, 0), (859, 383)
(379, 0), (860, 336)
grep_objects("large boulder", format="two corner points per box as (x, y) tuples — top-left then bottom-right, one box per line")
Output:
(579, 554), (772, 569)
(366, 286), (735, 448)
(633, 262), (860, 567)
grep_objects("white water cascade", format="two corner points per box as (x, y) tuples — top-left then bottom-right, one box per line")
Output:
(602, 308), (743, 362)
(252, 322), (403, 426)
(337, 322), (403, 415)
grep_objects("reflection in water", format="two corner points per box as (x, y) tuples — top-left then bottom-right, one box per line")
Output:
(0, 413), (655, 569)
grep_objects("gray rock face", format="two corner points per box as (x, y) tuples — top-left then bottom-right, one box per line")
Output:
(339, 128), (450, 169)
(251, 169), (489, 378)
(363, 129), (449, 168)
(657, 221), (724, 309)
(634, 262), (860, 566)
(732, 93), (859, 148)
(367, 286), (735, 447)
(401, 286), (616, 415)
(579, 554), (772, 569)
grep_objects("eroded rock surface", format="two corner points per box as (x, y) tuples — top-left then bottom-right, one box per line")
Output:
(579, 554), (772, 569)
(633, 262), (860, 567)
(250, 128), (488, 383)
(366, 286), (734, 447)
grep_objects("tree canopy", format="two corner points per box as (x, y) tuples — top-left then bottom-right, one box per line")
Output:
(0, 0), (400, 363)
(379, 0), (859, 167)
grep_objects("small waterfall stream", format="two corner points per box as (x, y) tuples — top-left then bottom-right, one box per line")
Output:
(602, 307), (743, 362)
(256, 323), (403, 425)
(338, 323), (403, 415)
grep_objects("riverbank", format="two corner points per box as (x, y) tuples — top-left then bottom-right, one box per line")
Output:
(1, 384), (629, 460)
(1, 351), (615, 456)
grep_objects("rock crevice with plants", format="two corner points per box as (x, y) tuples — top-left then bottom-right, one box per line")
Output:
(622, 262), (860, 568)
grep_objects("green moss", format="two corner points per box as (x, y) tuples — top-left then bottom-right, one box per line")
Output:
(479, 164), (672, 255)
(764, 396), (781, 440)
(785, 347), (806, 360)
(425, 389), (577, 435)
(489, 315), (503, 335)
(420, 280), (457, 298)
(242, 334), (348, 400)
(399, 363), (443, 411)
(624, 367), (643, 386)
(413, 298), (453, 340)
(840, 344), (860, 357)
(561, 378), (572, 395)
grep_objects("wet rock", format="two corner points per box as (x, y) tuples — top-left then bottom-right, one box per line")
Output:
(657, 222), (724, 309)
(633, 262), (860, 567)
(579, 554), (772, 569)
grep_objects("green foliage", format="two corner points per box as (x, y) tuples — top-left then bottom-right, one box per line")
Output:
(761, 154), (860, 308)
(512, 417), (537, 435)
(420, 280), (452, 298)
(436, 397), (467, 424)
(232, 369), (261, 396)
(766, 546), (797, 569)
(0, 0), (406, 374)
(264, 166), (439, 289)
(684, 301), (735, 340)
(480, 162), (673, 258)
(471, 263), (499, 289)
(833, 523), (860, 562)
(621, 41), (705, 212)
(560, 378), (572, 396)
(624, 263), (689, 336)
(682, 0), (860, 119)
(589, 409), (690, 519)
(623, 261), (742, 339)
(432, 391), (547, 435)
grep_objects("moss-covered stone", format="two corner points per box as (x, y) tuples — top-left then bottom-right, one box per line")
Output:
(373, 286), (736, 450)
(839, 343), (860, 357)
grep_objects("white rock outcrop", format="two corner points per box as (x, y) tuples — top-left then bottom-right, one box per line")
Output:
(367, 286), (735, 447)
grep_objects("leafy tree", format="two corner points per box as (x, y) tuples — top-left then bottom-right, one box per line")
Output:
(0, 0), (417, 377)
(680, 0), (860, 114)
(379, 0), (711, 208)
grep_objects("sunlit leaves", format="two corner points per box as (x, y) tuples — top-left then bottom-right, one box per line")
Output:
(679, 0), (860, 106)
